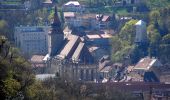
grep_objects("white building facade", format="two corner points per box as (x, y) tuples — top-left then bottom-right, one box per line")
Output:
(14, 26), (50, 56)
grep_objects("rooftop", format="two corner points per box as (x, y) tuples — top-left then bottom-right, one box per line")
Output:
(64, 12), (75, 18)
(43, 0), (52, 4)
(134, 57), (159, 70)
(57, 35), (80, 59)
(64, 1), (80, 6)
(86, 34), (112, 39)
(16, 26), (46, 32)
(36, 74), (55, 80)
(102, 15), (110, 22)
(31, 55), (45, 63)
(135, 20), (146, 26)
(72, 42), (85, 62)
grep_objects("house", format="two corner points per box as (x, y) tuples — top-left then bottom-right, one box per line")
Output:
(131, 57), (162, 82)
(64, 13), (112, 30)
(30, 55), (49, 73)
(98, 56), (117, 82)
(62, 1), (84, 12)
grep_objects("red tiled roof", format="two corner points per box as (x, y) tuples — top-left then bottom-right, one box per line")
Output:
(134, 57), (157, 70)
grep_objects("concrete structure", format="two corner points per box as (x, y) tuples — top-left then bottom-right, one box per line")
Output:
(135, 20), (148, 44)
(14, 26), (50, 56)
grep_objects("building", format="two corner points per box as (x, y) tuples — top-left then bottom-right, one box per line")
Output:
(129, 57), (162, 82)
(62, 1), (84, 12)
(30, 55), (49, 73)
(135, 20), (148, 44)
(45, 6), (97, 81)
(85, 33), (112, 47)
(42, 0), (54, 7)
(98, 56), (114, 82)
(14, 26), (50, 56)
(64, 13), (112, 30)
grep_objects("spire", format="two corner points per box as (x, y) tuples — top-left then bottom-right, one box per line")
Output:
(50, 5), (63, 34)
(53, 6), (60, 25)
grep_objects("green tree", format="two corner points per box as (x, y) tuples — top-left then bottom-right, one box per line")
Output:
(119, 19), (138, 45)
(159, 34), (170, 63)
(147, 24), (161, 57)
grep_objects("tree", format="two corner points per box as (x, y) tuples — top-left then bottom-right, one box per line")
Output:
(147, 24), (161, 57)
(119, 19), (138, 45)
(159, 34), (170, 63)
(0, 36), (38, 99)
(0, 20), (9, 38)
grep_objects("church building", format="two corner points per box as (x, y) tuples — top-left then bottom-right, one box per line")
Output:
(46, 6), (97, 81)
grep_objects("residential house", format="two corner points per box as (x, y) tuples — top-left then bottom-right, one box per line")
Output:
(132, 57), (162, 82)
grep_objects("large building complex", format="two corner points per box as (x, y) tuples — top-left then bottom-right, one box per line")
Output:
(14, 26), (50, 56)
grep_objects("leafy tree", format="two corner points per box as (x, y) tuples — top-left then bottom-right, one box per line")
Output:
(159, 34), (170, 63)
(147, 24), (161, 57)
(119, 19), (138, 45)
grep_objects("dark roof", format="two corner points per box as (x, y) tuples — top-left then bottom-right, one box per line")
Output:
(72, 42), (85, 61)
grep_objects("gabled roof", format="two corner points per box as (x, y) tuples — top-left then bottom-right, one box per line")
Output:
(57, 35), (79, 59)
(134, 57), (162, 70)
(72, 42), (85, 62)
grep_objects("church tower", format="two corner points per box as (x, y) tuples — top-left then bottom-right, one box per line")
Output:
(48, 6), (64, 56)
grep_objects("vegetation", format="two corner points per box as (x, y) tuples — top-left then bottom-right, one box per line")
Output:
(111, 19), (145, 63)
(111, 2), (170, 64)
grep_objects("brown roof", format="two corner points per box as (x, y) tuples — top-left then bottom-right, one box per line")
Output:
(31, 55), (45, 63)
(64, 12), (75, 18)
(57, 35), (80, 59)
(134, 57), (158, 70)
(102, 15), (110, 22)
